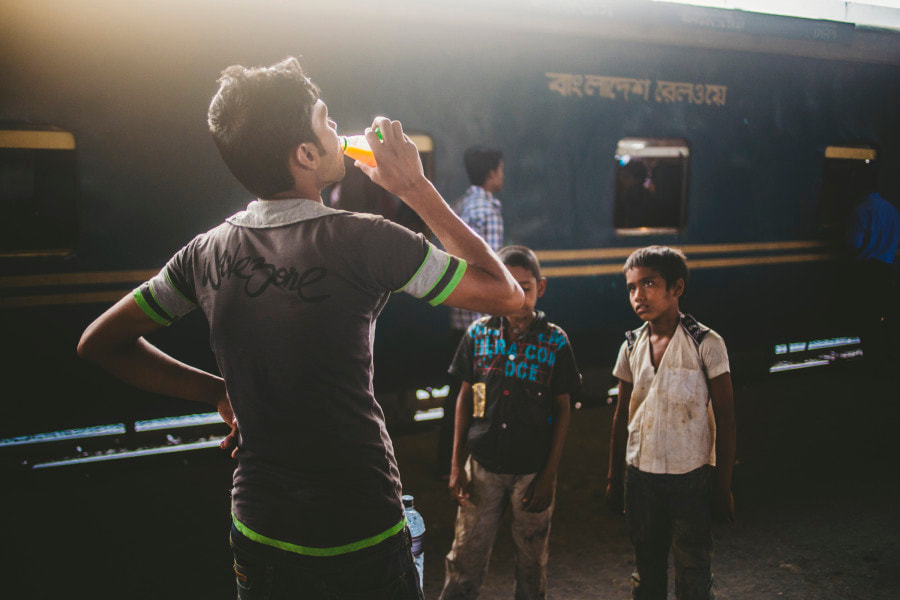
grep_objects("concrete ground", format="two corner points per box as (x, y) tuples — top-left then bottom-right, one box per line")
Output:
(6, 364), (898, 599)
(400, 364), (899, 599)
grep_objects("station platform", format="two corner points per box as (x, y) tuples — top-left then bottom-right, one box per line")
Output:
(7, 363), (898, 599)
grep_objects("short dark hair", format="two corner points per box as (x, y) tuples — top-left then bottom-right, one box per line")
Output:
(499, 245), (541, 280)
(464, 145), (503, 187)
(208, 57), (321, 199)
(623, 246), (688, 293)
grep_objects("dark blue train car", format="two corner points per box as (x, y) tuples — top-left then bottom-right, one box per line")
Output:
(1, 0), (898, 457)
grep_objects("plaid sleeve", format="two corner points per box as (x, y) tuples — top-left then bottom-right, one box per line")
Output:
(468, 205), (503, 252)
(482, 205), (503, 251)
(132, 244), (198, 326)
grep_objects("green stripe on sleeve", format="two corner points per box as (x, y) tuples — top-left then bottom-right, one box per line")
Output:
(232, 515), (407, 557)
(429, 259), (467, 306)
(146, 283), (175, 323)
(132, 288), (172, 326)
(419, 256), (452, 303)
(396, 244), (433, 293)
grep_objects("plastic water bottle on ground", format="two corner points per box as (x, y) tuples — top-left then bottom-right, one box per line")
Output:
(402, 494), (425, 588)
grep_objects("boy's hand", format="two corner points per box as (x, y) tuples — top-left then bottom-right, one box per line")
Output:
(523, 471), (555, 513)
(604, 478), (625, 515)
(713, 487), (735, 523)
(449, 464), (471, 507)
(356, 117), (429, 201)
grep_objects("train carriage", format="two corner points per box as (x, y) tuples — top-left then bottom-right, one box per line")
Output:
(1, 0), (898, 457)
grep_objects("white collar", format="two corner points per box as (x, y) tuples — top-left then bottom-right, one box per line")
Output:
(226, 198), (345, 228)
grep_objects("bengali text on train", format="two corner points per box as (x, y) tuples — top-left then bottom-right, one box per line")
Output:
(545, 73), (727, 107)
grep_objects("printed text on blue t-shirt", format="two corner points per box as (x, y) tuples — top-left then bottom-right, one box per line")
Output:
(470, 321), (567, 385)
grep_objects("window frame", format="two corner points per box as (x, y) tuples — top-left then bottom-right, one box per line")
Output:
(613, 137), (691, 236)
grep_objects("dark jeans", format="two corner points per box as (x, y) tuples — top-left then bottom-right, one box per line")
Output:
(230, 524), (424, 600)
(625, 465), (714, 600)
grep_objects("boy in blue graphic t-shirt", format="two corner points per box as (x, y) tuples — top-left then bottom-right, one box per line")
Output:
(440, 245), (581, 600)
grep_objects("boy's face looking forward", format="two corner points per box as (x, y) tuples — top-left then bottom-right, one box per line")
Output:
(507, 264), (546, 321)
(625, 266), (683, 323)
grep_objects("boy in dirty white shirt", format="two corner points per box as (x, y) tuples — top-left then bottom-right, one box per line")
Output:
(605, 246), (736, 600)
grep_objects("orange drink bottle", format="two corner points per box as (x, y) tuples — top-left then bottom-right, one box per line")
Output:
(341, 135), (376, 167)
(340, 127), (383, 167)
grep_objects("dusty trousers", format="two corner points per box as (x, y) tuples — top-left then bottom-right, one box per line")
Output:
(440, 457), (554, 600)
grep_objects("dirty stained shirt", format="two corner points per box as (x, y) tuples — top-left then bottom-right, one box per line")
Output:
(613, 321), (730, 475)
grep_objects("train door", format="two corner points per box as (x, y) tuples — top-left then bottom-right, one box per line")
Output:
(769, 145), (878, 373)
(820, 145), (891, 367)
(819, 145), (878, 240)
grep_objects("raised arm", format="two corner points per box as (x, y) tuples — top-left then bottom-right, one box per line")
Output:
(77, 295), (236, 448)
(357, 118), (524, 316)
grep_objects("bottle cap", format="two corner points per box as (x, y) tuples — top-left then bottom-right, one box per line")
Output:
(401, 494), (414, 508)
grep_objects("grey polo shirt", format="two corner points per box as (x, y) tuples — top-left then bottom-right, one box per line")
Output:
(134, 198), (465, 554)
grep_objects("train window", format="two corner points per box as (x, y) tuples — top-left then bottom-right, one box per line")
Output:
(613, 138), (690, 235)
(329, 133), (434, 236)
(0, 130), (79, 257)
(819, 145), (877, 230)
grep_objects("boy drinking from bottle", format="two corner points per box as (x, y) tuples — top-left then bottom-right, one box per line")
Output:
(78, 57), (523, 599)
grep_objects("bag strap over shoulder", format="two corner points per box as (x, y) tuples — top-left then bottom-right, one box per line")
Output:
(624, 323), (646, 352)
(679, 313), (710, 379)
(679, 313), (709, 347)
